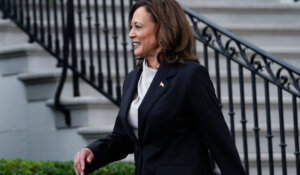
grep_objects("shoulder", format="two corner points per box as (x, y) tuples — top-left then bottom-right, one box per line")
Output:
(178, 60), (208, 77)
(181, 61), (212, 88)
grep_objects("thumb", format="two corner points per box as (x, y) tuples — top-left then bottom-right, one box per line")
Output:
(86, 153), (93, 164)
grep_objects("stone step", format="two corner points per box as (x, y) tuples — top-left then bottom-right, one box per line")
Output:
(180, 2), (300, 24)
(45, 96), (118, 128)
(0, 43), (59, 76)
(240, 153), (298, 175)
(178, 0), (282, 4)
(219, 23), (300, 48)
(17, 70), (126, 101)
(23, 1), (300, 25)
(2, 10), (299, 50)
(0, 40), (298, 79)
(16, 63), (300, 101)
(221, 95), (300, 126)
(16, 64), (300, 107)
(234, 124), (298, 154)
(77, 125), (114, 143)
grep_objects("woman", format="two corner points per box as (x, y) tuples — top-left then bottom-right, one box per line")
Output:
(74, 0), (246, 175)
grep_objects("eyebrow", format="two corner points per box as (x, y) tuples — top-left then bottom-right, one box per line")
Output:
(131, 21), (144, 26)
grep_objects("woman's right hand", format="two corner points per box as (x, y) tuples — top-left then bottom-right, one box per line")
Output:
(73, 148), (94, 175)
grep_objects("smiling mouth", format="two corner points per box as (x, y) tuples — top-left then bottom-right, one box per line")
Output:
(132, 42), (141, 49)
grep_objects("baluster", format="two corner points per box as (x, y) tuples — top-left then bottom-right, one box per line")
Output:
(8, 0), (11, 18)
(60, 0), (66, 32)
(239, 65), (249, 175)
(129, 0), (136, 68)
(39, 0), (45, 43)
(13, 0), (17, 19)
(70, 0), (79, 97)
(214, 50), (222, 107)
(32, 0), (38, 39)
(77, 0), (86, 75)
(86, 0), (95, 82)
(25, 0), (31, 33)
(112, 0), (121, 102)
(193, 39), (197, 58)
(46, 0), (52, 50)
(58, 0), (66, 66)
(120, 0), (129, 75)
(292, 95), (300, 175)
(103, 0), (113, 95)
(277, 88), (287, 175)
(251, 71), (262, 175)
(19, 0), (24, 25)
(55, 0), (72, 126)
(203, 44), (208, 71)
(226, 56), (235, 142)
(264, 80), (274, 175)
(7, 0), (11, 17)
(94, 0), (103, 89)
(132, 48), (136, 68)
(53, 0), (61, 56)
(1, 0), (5, 16)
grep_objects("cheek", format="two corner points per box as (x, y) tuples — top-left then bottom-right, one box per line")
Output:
(146, 36), (158, 49)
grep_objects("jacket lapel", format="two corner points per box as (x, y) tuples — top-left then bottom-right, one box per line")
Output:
(138, 61), (177, 142)
(119, 67), (142, 143)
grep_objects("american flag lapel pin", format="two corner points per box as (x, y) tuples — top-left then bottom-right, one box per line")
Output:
(159, 81), (164, 88)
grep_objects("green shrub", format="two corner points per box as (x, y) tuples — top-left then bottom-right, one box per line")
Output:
(0, 158), (135, 175)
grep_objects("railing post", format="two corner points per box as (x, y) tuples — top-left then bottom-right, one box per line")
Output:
(70, 0), (79, 97)
(54, 0), (76, 126)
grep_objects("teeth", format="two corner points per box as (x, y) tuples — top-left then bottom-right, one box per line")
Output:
(132, 43), (140, 46)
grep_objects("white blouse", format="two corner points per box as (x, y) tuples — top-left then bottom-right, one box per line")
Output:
(128, 60), (158, 138)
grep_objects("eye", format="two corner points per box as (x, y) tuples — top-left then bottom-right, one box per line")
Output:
(136, 25), (141, 29)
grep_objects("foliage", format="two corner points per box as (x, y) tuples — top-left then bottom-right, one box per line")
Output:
(0, 159), (134, 175)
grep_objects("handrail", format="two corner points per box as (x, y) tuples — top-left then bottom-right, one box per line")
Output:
(182, 5), (300, 99)
(181, 3), (300, 175)
(182, 6), (300, 76)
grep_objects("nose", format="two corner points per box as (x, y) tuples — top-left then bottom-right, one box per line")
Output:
(128, 28), (135, 38)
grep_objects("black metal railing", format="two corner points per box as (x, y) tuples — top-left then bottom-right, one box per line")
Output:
(0, 0), (136, 125)
(182, 5), (300, 175)
(0, 0), (299, 175)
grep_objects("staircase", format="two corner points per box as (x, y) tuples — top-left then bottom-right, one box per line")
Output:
(0, 0), (299, 174)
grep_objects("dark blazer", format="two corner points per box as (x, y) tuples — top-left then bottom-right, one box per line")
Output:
(85, 60), (246, 175)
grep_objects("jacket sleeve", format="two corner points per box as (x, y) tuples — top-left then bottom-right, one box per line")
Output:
(84, 76), (134, 174)
(187, 65), (246, 175)
(84, 116), (134, 174)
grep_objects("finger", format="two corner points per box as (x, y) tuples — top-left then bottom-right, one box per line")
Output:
(79, 150), (86, 171)
(74, 152), (83, 174)
(86, 152), (94, 164)
(73, 153), (79, 174)
(74, 161), (80, 175)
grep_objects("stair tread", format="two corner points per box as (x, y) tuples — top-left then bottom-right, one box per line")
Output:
(180, 1), (300, 9)
(221, 23), (300, 31)
(77, 125), (114, 135)
(240, 152), (297, 162)
(17, 71), (61, 81)
(0, 43), (39, 55)
(46, 96), (113, 107)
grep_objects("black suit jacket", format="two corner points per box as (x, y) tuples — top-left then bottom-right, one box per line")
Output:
(85, 60), (246, 175)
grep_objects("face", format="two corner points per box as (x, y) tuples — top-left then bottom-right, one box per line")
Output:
(129, 7), (160, 59)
